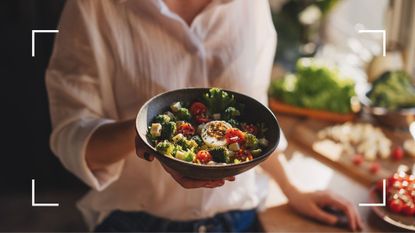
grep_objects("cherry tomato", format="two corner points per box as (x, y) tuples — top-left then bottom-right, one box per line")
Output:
(241, 123), (257, 135)
(196, 150), (212, 164)
(392, 146), (404, 160)
(352, 154), (364, 166)
(225, 128), (245, 144)
(369, 162), (381, 174)
(389, 199), (404, 213)
(190, 102), (207, 115)
(195, 114), (209, 124)
(177, 123), (195, 136)
(402, 203), (415, 216)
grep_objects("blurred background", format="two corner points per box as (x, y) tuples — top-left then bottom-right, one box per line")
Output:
(1, 0), (415, 231)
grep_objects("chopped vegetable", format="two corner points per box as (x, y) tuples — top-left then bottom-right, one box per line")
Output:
(251, 149), (262, 157)
(223, 107), (240, 120)
(196, 150), (212, 164)
(160, 122), (176, 139)
(177, 122), (195, 136)
(244, 133), (259, 149)
(191, 135), (203, 146)
(154, 114), (171, 124)
(203, 88), (236, 114)
(209, 147), (230, 163)
(156, 140), (175, 156)
(225, 128), (245, 144)
(175, 108), (192, 121)
(258, 138), (269, 147)
(190, 102), (207, 115)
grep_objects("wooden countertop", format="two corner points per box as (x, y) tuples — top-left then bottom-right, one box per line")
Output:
(258, 115), (410, 232)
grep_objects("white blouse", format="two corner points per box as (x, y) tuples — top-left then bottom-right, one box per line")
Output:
(46, 0), (285, 230)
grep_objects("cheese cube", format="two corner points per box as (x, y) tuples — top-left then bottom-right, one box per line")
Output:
(170, 102), (182, 112)
(150, 123), (162, 137)
(229, 143), (240, 151)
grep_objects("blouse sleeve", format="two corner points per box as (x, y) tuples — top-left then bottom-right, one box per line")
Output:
(45, 0), (124, 191)
(254, 0), (288, 151)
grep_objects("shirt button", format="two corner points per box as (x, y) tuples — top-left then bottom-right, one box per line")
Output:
(198, 225), (207, 233)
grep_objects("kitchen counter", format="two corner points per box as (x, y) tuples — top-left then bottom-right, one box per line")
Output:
(258, 115), (409, 232)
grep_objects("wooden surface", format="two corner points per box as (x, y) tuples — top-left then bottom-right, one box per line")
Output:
(258, 114), (413, 232)
(269, 98), (357, 123)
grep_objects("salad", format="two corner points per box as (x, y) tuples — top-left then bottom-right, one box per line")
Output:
(146, 88), (269, 165)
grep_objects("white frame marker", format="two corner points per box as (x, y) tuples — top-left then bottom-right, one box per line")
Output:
(358, 179), (386, 207)
(31, 30), (59, 57)
(32, 179), (59, 207)
(358, 29), (386, 57)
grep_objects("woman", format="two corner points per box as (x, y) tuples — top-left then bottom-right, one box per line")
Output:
(46, 0), (362, 232)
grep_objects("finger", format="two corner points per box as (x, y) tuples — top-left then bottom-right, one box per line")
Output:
(323, 197), (357, 231)
(143, 152), (155, 161)
(311, 205), (338, 225)
(356, 210), (364, 230)
(225, 176), (235, 181)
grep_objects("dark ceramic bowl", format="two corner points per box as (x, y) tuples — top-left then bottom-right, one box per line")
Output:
(135, 88), (280, 180)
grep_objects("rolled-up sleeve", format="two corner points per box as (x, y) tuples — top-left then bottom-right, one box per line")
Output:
(254, 0), (287, 152)
(46, 1), (124, 191)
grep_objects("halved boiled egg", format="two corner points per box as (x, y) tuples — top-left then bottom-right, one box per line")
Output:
(201, 121), (232, 147)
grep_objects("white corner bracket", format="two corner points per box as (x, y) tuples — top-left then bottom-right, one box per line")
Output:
(32, 179), (59, 207)
(358, 29), (386, 57)
(31, 30), (59, 57)
(358, 179), (386, 207)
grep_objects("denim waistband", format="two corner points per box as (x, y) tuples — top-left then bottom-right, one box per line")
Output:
(94, 209), (260, 232)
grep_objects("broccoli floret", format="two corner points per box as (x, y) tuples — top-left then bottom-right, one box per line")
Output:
(209, 147), (230, 163)
(146, 129), (158, 146)
(153, 114), (171, 124)
(203, 88), (236, 113)
(223, 107), (240, 120)
(250, 149), (262, 157)
(245, 133), (259, 149)
(175, 108), (192, 121)
(156, 140), (174, 156)
(191, 135), (203, 146)
(256, 122), (268, 137)
(175, 149), (195, 162)
(160, 122), (176, 139)
(227, 118), (240, 128)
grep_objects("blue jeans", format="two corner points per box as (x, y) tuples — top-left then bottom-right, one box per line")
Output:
(94, 209), (261, 232)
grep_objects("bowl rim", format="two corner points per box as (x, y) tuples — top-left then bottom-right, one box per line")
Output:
(135, 87), (280, 169)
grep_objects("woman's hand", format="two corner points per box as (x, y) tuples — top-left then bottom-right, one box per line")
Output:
(286, 189), (363, 231)
(135, 135), (235, 189)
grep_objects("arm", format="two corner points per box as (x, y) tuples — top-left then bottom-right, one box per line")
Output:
(86, 119), (136, 171)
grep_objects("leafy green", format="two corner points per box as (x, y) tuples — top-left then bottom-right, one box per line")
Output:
(269, 58), (356, 113)
(367, 71), (415, 110)
(203, 88), (236, 114)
